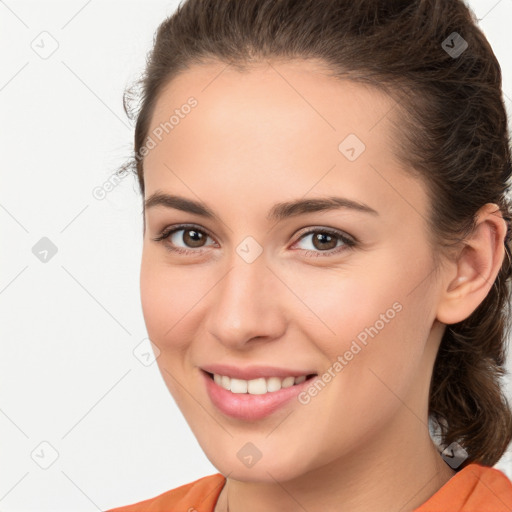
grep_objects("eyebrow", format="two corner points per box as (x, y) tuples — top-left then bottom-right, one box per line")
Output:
(144, 191), (379, 222)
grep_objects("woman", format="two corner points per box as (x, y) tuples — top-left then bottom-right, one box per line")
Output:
(106, 0), (512, 510)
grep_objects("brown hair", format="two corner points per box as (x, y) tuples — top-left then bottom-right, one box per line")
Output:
(119, 0), (512, 468)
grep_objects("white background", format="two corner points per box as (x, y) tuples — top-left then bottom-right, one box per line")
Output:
(1, 1), (511, 510)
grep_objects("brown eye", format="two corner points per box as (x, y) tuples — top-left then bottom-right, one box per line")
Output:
(153, 224), (216, 254)
(311, 232), (338, 251)
(181, 228), (208, 248)
(293, 228), (356, 257)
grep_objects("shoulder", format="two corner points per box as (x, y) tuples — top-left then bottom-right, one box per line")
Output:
(414, 463), (512, 511)
(104, 473), (226, 512)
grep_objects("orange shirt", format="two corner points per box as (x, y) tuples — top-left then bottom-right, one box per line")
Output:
(105, 463), (512, 512)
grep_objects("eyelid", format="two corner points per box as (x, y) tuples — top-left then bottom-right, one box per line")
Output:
(153, 223), (357, 256)
(153, 223), (216, 243)
(293, 225), (356, 244)
(154, 224), (356, 242)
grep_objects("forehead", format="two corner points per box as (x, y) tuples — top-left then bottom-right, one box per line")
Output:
(147, 59), (396, 144)
(143, 59), (429, 226)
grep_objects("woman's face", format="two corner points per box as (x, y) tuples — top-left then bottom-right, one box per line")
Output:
(140, 59), (447, 481)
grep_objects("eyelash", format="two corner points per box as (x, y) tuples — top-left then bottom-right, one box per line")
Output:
(152, 223), (357, 258)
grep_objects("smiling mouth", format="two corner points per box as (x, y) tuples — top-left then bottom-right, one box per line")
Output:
(205, 371), (317, 395)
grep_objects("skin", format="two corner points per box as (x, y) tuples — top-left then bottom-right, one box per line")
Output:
(139, 59), (507, 512)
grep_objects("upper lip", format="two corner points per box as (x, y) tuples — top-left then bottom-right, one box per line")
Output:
(201, 364), (317, 380)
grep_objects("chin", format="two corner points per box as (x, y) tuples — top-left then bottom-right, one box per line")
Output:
(205, 449), (311, 483)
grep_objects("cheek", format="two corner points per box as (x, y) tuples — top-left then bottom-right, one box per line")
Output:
(318, 289), (433, 427)
(140, 251), (185, 350)
(289, 265), (405, 352)
(140, 253), (194, 404)
(140, 254), (165, 339)
(140, 249), (213, 356)
(298, 253), (434, 397)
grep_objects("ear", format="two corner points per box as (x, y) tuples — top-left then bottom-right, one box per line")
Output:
(436, 203), (508, 325)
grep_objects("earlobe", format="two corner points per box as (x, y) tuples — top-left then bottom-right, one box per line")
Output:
(436, 203), (507, 325)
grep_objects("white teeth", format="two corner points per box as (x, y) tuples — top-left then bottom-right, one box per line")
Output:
(266, 376), (282, 392)
(281, 376), (295, 388)
(212, 373), (310, 394)
(230, 378), (248, 393)
(247, 377), (267, 395)
(221, 375), (231, 391)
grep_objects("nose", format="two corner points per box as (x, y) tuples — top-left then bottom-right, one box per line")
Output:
(205, 253), (287, 350)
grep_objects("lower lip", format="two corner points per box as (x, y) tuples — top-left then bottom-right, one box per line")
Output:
(202, 370), (316, 421)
